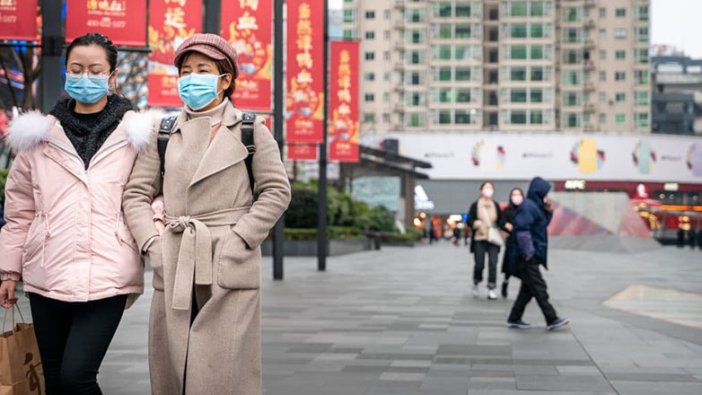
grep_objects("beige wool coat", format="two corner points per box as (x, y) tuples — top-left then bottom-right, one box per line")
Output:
(122, 102), (291, 395)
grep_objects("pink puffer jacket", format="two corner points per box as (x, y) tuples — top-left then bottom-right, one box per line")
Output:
(0, 110), (154, 302)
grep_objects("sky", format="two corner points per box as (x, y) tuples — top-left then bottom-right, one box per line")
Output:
(330, 0), (701, 58)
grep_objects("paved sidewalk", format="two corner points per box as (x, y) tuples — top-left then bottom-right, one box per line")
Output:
(15, 243), (702, 394)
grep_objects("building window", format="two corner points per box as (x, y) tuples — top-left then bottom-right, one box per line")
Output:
(599, 8), (606, 18)
(456, 89), (472, 103)
(343, 10), (354, 23)
(564, 71), (582, 86)
(531, 110), (544, 124)
(599, 71), (606, 82)
(531, 1), (545, 17)
(384, 51), (390, 61)
(531, 67), (545, 81)
(363, 113), (376, 123)
(511, 45), (527, 60)
(512, 2), (528, 17)
(635, 112), (650, 129)
(410, 51), (422, 64)
(382, 113), (390, 123)
(511, 67), (527, 81)
(410, 72), (421, 85)
(365, 31), (375, 40)
(531, 89), (544, 103)
(511, 24), (528, 39)
(599, 92), (607, 104)
(599, 50), (606, 60)
(439, 24), (452, 39)
(565, 50), (581, 64)
(531, 45), (545, 60)
(615, 93), (626, 102)
(531, 24), (545, 38)
(599, 28), (607, 39)
(438, 110), (451, 124)
(364, 73), (375, 81)
(365, 94), (375, 102)
(437, 45), (452, 60)
(384, 9), (390, 20)
(437, 67), (452, 81)
(411, 30), (423, 44)
(636, 91), (650, 106)
(438, 89), (454, 103)
(511, 89), (528, 103)
(637, 49), (648, 64)
(456, 4), (471, 17)
(408, 113), (424, 127)
(384, 72), (390, 81)
(455, 110), (472, 124)
(365, 11), (375, 19)
(343, 30), (354, 40)
(615, 114), (626, 124)
(615, 71), (626, 81)
(565, 28), (580, 43)
(615, 8), (626, 17)
(384, 30), (391, 40)
(456, 67), (472, 81)
(615, 51), (626, 60)
(635, 70), (650, 85)
(456, 24), (472, 39)
(437, 2), (452, 17)
(565, 8), (581, 22)
(637, 27), (649, 43)
(564, 92), (581, 107)
(383, 93), (390, 103)
(365, 52), (375, 61)
(614, 29), (627, 39)
(566, 113), (581, 128)
(511, 111), (527, 125)
(636, 6), (649, 21)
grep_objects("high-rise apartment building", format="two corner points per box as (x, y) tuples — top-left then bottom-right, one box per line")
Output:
(341, 0), (651, 133)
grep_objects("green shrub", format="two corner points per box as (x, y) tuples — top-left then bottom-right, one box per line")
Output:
(0, 168), (8, 199)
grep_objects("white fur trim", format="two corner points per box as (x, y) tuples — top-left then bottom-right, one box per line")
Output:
(6, 111), (53, 152)
(123, 110), (163, 152)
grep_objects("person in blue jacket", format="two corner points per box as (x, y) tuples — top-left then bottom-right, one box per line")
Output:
(506, 177), (569, 330)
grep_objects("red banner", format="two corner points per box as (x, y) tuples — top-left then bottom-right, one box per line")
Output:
(65, 0), (147, 47)
(147, 0), (202, 107)
(0, 0), (37, 41)
(285, 0), (324, 143)
(329, 41), (360, 162)
(221, 0), (272, 111)
(287, 144), (318, 161)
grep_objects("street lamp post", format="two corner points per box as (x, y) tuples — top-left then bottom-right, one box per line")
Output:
(273, 0), (286, 280)
(318, 0), (329, 271)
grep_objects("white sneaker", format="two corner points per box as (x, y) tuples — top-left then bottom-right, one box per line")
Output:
(472, 284), (479, 297)
(487, 289), (498, 300)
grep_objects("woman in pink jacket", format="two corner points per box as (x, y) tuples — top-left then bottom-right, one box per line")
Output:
(0, 33), (150, 395)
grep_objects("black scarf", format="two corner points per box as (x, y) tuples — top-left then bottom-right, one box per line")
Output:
(50, 95), (133, 169)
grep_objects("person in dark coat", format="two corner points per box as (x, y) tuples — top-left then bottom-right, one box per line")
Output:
(506, 177), (569, 330)
(498, 188), (524, 298)
(468, 182), (504, 300)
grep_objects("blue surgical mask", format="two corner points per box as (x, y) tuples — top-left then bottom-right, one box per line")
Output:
(178, 73), (224, 110)
(65, 72), (112, 104)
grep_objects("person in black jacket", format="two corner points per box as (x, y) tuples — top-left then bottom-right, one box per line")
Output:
(468, 182), (503, 300)
(506, 177), (569, 330)
(499, 188), (524, 299)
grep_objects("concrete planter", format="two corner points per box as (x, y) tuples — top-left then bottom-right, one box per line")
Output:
(261, 239), (375, 257)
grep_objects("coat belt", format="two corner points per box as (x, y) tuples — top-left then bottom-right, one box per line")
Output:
(166, 207), (249, 311)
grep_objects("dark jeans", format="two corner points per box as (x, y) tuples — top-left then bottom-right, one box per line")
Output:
(508, 260), (558, 324)
(473, 240), (499, 289)
(28, 293), (127, 395)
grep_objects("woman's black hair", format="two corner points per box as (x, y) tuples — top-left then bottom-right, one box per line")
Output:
(480, 181), (494, 191)
(509, 188), (525, 207)
(65, 33), (118, 72)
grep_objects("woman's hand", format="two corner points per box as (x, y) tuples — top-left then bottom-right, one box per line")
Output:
(0, 280), (17, 309)
(154, 219), (166, 236)
(505, 223), (513, 232)
(473, 219), (483, 230)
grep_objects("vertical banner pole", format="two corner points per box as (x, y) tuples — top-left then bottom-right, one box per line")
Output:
(273, 0), (286, 280)
(40, 0), (64, 113)
(317, 0), (329, 271)
(203, 0), (221, 33)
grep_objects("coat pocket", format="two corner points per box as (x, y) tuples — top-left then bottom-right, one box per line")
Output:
(22, 218), (47, 266)
(116, 220), (140, 254)
(217, 229), (261, 290)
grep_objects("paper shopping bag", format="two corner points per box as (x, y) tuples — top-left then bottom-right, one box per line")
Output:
(0, 307), (44, 395)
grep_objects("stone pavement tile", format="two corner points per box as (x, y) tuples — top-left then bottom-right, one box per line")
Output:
(419, 376), (469, 393)
(469, 391), (616, 395)
(468, 376), (517, 390)
(611, 381), (702, 395)
(515, 374), (614, 392)
(556, 365), (603, 375)
(379, 372), (426, 381)
(605, 372), (700, 382)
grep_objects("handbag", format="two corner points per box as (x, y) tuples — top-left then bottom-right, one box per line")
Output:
(0, 306), (44, 395)
(481, 205), (504, 248)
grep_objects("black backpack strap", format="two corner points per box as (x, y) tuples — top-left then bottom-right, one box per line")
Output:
(157, 115), (178, 175)
(241, 112), (256, 196)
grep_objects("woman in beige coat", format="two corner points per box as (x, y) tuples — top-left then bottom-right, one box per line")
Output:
(122, 34), (291, 395)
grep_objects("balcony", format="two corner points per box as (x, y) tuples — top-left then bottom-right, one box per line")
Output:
(584, 123), (597, 132)
(584, 103), (596, 113)
(393, 84), (406, 92)
(393, 19), (406, 30)
(584, 0), (596, 8)
(584, 18), (596, 29)
(394, 62), (406, 71)
(394, 0), (406, 10)
(584, 39), (595, 49)
(584, 82), (596, 91)
(584, 60), (596, 71)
